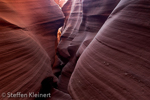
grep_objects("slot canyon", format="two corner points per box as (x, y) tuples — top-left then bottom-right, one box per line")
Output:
(0, 0), (150, 100)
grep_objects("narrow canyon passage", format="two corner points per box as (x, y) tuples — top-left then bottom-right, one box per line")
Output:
(0, 0), (150, 100)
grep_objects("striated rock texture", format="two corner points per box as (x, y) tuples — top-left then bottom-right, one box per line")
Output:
(57, 0), (120, 93)
(52, 0), (72, 76)
(1, 0), (64, 67)
(24, 0), (64, 66)
(61, 0), (72, 32)
(68, 0), (150, 100)
(57, 0), (83, 64)
(57, 0), (83, 93)
(0, 0), (65, 100)
(0, 25), (55, 100)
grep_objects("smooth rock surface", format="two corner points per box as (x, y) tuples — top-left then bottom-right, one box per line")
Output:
(0, 27), (55, 100)
(69, 0), (150, 100)
(57, 0), (120, 93)
(0, 0), (64, 99)
(61, 0), (72, 32)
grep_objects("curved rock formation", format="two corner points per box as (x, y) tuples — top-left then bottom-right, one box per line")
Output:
(57, 0), (83, 92)
(57, 0), (120, 93)
(68, 0), (150, 100)
(0, 0), (65, 99)
(57, 0), (83, 63)
(0, 26), (55, 100)
(61, 0), (72, 32)
(1, 0), (64, 66)
(24, 0), (64, 66)
(1, 0), (150, 100)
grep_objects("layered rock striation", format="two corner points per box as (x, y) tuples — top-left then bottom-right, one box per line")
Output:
(57, 0), (120, 93)
(68, 0), (150, 100)
(0, 0), (65, 99)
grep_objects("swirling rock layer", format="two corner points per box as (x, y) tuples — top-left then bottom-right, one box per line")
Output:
(0, 28), (54, 100)
(0, 0), (64, 99)
(57, 0), (120, 93)
(69, 0), (150, 100)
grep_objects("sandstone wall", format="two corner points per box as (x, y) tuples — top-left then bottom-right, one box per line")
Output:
(68, 0), (150, 100)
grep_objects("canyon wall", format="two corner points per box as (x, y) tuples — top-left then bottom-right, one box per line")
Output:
(68, 0), (150, 100)
(1, 0), (150, 100)
(57, 0), (120, 93)
(0, 0), (66, 99)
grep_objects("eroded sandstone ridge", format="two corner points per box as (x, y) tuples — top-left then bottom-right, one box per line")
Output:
(68, 0), (150, 100)
(0, 0), (71, 100)
(57, 0), (120, 93)
(1, 0), (150, 100)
